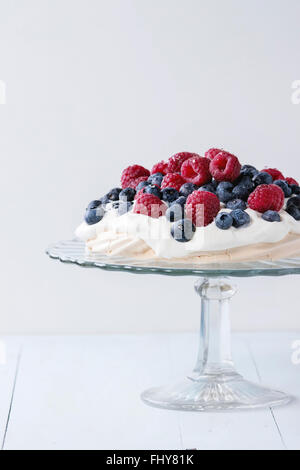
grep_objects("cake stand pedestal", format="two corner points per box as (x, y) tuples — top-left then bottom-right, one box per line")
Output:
(47, 240), (300, 411)
(142, 277), (289, 410)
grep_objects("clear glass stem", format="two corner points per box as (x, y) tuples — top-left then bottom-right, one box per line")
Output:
(141, 276), (291, 411)
(193, 278), (238, 377)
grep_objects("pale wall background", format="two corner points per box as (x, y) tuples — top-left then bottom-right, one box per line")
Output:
(1, 0), (300, 334)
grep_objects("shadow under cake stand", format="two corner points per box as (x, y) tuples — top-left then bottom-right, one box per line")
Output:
(46, 239), (300, 411)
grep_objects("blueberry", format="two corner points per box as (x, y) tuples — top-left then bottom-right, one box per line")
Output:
(179, 183), (198, 197)
(148, 173), (164, 186)
(173, 196), (187, 207)
(232, 182), (252, 201)
(118, 201), (133, 215)
(262, 210), (281, 222)
(198, 183), (216, 194)
(87, 199), (102, 210)
(144, 184), (162, 198)
(119, 187), (136, 202)
(286, 196), (300, 209)
(100, 194), (110, 206)
(274, 179), (292, 198)
(171, 218), (196, 242)
(290, 184), (300, 195)
(216, 182), (234, 203)
(85, 205), (105, 225)
(230, 209), (250, 228)
(235, 175), (254, 191)
(211, 179), (219, 189)
(162, 187), (180, 204)
(136, 180), (150, 191)
(105, 187), (122, 201)
(215, 212), (233, 230)
(166, 203), (185, 222)
(226, 199), (247, 210)
(286, 205), (300, 220)
(252, 171), (273, 186)
(240, 164), (259, 179)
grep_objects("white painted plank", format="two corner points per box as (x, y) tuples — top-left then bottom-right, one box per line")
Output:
(246, 332), (300, 450)
(0, 336), (21, 448)
(3, 335), (181, 450)
(166, 333), (284, 450)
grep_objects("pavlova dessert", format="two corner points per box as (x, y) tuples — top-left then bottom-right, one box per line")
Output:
(75, 150), (300, 264)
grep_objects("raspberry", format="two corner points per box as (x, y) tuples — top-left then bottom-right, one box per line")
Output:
(181, 156), (211, 186)
(186, 190), (220, 226)
(262, 168), (284, 181)
(209, 152), (241, 182)
(285, 177), (299, 186)
(161, 173), (186, 191)
(121, 165), (150, 188)
(151, 161), (168, 175)
(133, 193), (167, 218)
(247, 184), (284, 213)
(204, 148), (222, 160)
(167, 152), (199, 173)
(128, 176), (149, 189)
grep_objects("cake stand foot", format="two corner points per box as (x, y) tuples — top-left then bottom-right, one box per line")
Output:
(141, 278), (292, 411)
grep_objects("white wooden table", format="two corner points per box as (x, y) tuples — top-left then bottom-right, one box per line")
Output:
(0, 332), (299, 450)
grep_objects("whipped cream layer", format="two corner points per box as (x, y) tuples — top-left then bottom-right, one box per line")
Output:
(75, 205), (300, 259)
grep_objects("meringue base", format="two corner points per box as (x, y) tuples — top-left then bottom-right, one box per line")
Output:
(86, 232), (300, 264)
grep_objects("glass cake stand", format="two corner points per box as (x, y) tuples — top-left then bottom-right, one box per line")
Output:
(46, 239), (300, 411)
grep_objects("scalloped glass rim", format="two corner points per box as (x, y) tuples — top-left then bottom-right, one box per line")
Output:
(46, 239), (300, 277)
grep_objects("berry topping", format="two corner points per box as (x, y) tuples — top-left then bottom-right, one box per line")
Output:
(135, 179), (150, 191)
(240, 164), (259, 179)
(215, 212), (233, 230)
(119, 187), (136, 202)
(230, 209), (251, 228)
(133, 193), (167, 218)
(262, 168), (284, 181)
(232, 181), (253, 200)
(198, 183), (216, 194)
(252, 171), (273, 186)
(128, 176), (149, 189)
(151, 161), (168, 175)
(105, 187), (122, 201)
(204, 148), (222, 160)
(209, 151), (241, 182)
(273, 179), (292, 198)
(181, 156), (211, 186)
(161, 187), (180, 204)
(247, 184), (285, 213)
(148, 173), (164, 186)
(161, 173), (186, 191)
(226, 199), (247, 211)
(262, 210), (281, 222)
(286, 205), (300, 220)
(85, 202), (105, 225)
(87, 200), (102, 210)
(167, 152), (198, 173)
(186, 190), (220, 227)
(144, 184), (162, 199)
(171, 218), (196, 243)
(216, 181), (234, 203)
(118, 202), (133, 215)
(121, 165), (150, 189)
(165, 198), (186, 222)
(286, 196), (300, 210)
(290, 185), (300, 195)
(179, 182), (198, 198)
(285, 177), (299, 186)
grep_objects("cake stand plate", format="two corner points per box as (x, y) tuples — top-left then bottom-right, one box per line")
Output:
(46, 239), (300, 411)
